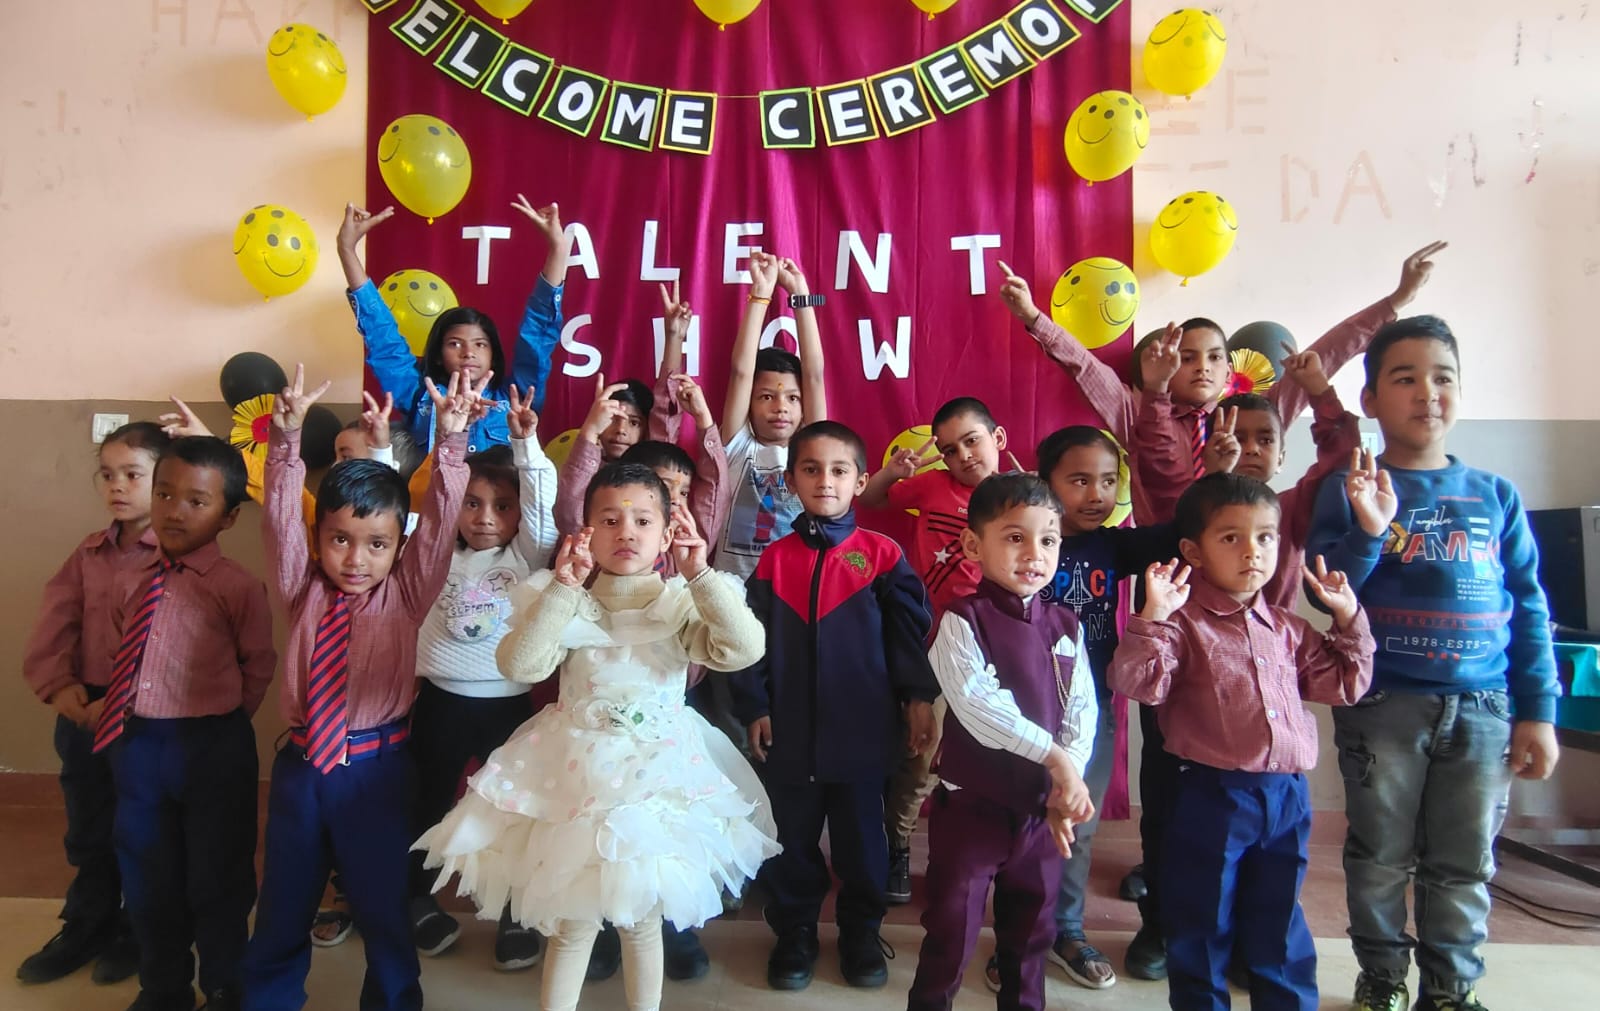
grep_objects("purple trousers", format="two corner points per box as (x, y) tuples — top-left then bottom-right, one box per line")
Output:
(907, 788), (1060, 1011)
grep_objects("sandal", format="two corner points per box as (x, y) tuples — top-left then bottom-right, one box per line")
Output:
(310, 908), (354, 948)
(1049, 936), (1117, 990)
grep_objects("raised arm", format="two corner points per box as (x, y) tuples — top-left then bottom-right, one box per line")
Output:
(393, 372), (481, 616)
(509, 196), (569, 410)
(261, 365), (332, 609)
(720, 251), (781, 442)
(650, 280), (693, 443)
(495, 570), (581, 685)
(506, 385), (559, 572)
(669, 374), (730, 543)
(339, 203), (425, 414)
(1295, 559), (1376, 705)
(1105, 560), (1192, 705)
(1305, 449), (1394, 606)
(777, 256), (827, 424)
(860, 440), (933, 511)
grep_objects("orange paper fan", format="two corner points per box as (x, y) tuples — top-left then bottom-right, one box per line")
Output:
(1224, 349), (1277, 398)
(230, 394), (275, 460)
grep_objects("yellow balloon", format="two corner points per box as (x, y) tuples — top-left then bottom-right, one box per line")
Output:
(1143, 9), (1227, 98)
(265, 24), (347, 118)
(378, 270), (459, 356)
(1149, 191), (1239, 282)
(911, 0), (960, 18)
(694, 0), (762, 28)
(544, 428), (581, 469)
(474, 0), (534, 23)
(1049, 257), (1139, 350)
(1099, 430), (1133, 528)
(377, 115), (472, 224)
(232, 205), (319, 300)
(1063, 90), (1149, 183)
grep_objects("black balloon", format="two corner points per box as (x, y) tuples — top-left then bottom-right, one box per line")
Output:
(219, 352), (288, 408)
(299, 405), (342, 469)
(1227, 321), (1298, 381)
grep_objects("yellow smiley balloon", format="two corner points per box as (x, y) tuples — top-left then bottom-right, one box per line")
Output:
(543, 428), (581, 469)
(1049, 257), (1140, 350)
(1063, 91), (1150, 183)
(232, 205), (319, 300)
(694, 0), (762, 29)
(377, 115), (473, 224)
(1099, 430), (1133, 528)
(910, 0), (960, 18)
(264, 24), (347, 119)
(1143, 8), (1228, 98)
(378, 269), (459, 356)
(474, 0), (534, 23)
(1149, 190), (1239, 283)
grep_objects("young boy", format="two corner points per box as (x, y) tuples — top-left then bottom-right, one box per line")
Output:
(105, 436), (278, 1011)
(1308, 317), (1561, 1011)
(908, 473), (1098, 1011)
(1111, 473), (1376, 1010)
(731, 421), (938, 992)
(239, 367), (475, 1011)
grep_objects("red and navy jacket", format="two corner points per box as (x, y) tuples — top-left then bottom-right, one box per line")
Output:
(730, 509), (938, 785)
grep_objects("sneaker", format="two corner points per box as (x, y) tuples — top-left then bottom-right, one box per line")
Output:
(886, 847), (912, 905)
(1351, 972), (1409, 1011)
(1118, 864), (1147, 902)
(766, 925), (819, 991)
(838, 927), (893, 988)
(91, 924), (140, 985)
(493, 910), (543, 972)
(16, 920), (111, 984)
(1123, 922), (1167, 981)
(1413, 989), (1488, 1011)
(984, 954), (1002, 994)
(1049, 936), (1116, 990)
(663, 924), (711, 982)
(586, 923), (621, 981)
(409, 895), (461, 957)
(309, 909), (354, 948)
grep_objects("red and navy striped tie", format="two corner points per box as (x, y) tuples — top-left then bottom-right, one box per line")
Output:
(1190, 412), (1208, 478)
(304, 594), (353, 773)
(93, 558), (174, 754)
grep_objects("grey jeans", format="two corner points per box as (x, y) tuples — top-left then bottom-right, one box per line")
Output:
(1333, 690), (1514, 998)
(1054, 697), (1116, 939)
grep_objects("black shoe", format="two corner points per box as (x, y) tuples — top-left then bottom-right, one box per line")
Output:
(410, 895), (461, 957)
(839, 927), (893, 989)
(123, 991), (194, 1011)
(586, 923), (621, 982)
(1119, 864), (1148, 901)
(1124, 922), (1167, 981)
(1226, 947), (1251, 991)
(494, 909), (543, 972)
(200, 985), (241, 1011)
(16, 920), (111, 984)
(885, 847), (912, 905)
(663, 924), (711, 982)
(91, 924), (140, 985)
(766, 926), (819, 991)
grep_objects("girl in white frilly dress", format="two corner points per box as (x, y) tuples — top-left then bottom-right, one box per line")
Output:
(415, 462), (779, 1011)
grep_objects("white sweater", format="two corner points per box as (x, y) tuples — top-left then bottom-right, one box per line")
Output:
(416, 435), (559, 698)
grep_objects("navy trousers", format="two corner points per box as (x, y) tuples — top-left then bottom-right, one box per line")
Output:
(1161, 763), (1317, 1011)
(1138, 703), (1182, 928)
(242, 735), (422, 1011)
(55, 684), (124, 932)
(761, 779), (888, 935)
(111, 711), (258, 1004)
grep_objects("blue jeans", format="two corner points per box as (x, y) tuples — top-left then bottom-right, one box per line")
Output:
(1333, 690), (1513, 998)
(1054, 698), (1115, 939)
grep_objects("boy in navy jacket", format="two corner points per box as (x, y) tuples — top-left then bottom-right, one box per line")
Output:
(731, 421), (939, 994)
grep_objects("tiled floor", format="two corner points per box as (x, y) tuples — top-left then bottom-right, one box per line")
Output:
(2, 774), (1596, 1009)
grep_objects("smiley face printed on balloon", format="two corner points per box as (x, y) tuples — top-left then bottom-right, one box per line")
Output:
(1147, 8), (1227, 60)
(267, 23), (348, 74)
(1155, 191), (1239, 237)
(1049, 257), (1140, 350)
(233, 205), (319, 299)
(378, 115), (469, 170)
(1063, 90), (1149, 183)
(1144, 8), (1228, 96)
(379, 269), (459, 356)
(1149, 191), (1240, 281)
(544, 428), (581, 469)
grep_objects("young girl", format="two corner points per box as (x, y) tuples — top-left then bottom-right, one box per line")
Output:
(416, 463), (779, 1011)
(408, 385), (559, 969)
(337, 195), (570, 453)
(17, 422), (172, 987)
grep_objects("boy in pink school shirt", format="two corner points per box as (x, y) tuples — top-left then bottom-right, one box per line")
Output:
(239, 367), (477, 1011)
(101, 436), (278, 1011)
(1109, 473), (1378, 1011)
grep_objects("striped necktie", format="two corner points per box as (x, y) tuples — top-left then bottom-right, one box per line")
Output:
(304, 594), (353, 773)
(1190, 412), (1208, 478)
(93, 557), (174, 754)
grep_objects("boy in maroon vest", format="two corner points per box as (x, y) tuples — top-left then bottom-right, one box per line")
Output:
(908, 474), (1097, 1011)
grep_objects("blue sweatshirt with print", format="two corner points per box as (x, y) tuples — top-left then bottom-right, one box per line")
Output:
(1306, 457), (1559, 722)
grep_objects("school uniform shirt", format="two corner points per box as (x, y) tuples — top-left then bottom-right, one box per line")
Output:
(1108, 577), (1374, 774)
(886, 469), (982, 620)
(24, 522), (161, 703)
(263, 425), (469, 733)
(110, 540), (277, 719)
(715, 425), (803, 584)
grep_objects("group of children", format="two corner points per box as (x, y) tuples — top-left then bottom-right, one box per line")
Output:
(17, 212), (1561, 1011)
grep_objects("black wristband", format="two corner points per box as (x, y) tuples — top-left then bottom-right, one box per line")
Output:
(788, 293), (826, 309)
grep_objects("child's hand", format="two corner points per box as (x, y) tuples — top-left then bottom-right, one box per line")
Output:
(1141, 322), (1184, 392)
(426, 370), (493, 438)
(884, 438), (937, 483)
(1509, 720), (1560, 780)
(906, 700), (937, 757)
(1301, 555), (1359, 629)
(506, 384), (539, 441)
(1047, 807), (1078, 859)
(669, 505), (709, 579)
(511, 194), (563, 246)
(274, 364), (333, 433)
(774, 256), (810, 296)
(554, 528), (595, 588)
(670, 374), (714, 430)
(158, 396), (215, 439)
(359, 391), (393, 450)
(1043, 746), (1095, 821)
(748, 250), (780, 298)
(83, 697), (105, 730)
(50, 684), (91, 728)
(579, 372), (630, 445)
(996, 260), (1041, 326)
(1282, 350), (1331, 397)
(748, 716), (774, 762)
(659, 279), (693, 341)
(1346, 448), (1397, 537)
(1202, 405), (1241, 475)
(1141, 559), (1192, 621)
(337, 203), (394, 251)
(1389, 240), (1448, 312)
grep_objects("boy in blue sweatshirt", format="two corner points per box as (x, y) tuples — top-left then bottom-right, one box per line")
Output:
(1307, 316), (1560, 1011)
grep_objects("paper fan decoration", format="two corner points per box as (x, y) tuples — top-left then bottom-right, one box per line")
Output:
(1223, 348), (1276, 399)
(230, 394), (275, 460)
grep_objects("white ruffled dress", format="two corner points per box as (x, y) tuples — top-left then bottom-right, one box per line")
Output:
(415, 569), (779, 933)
